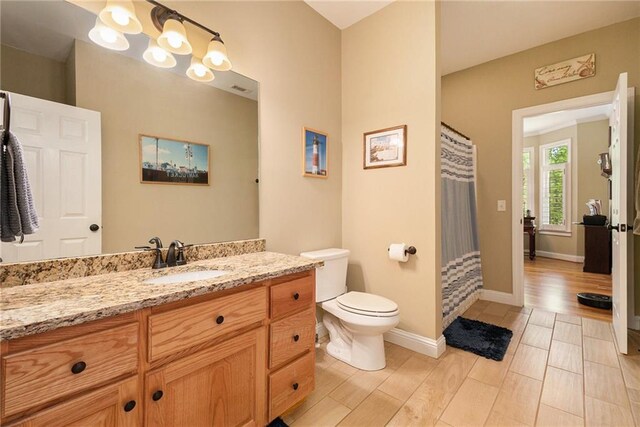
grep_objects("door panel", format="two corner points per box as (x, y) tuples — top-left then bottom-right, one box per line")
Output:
(610, 73), (634, 354)
(0, 92), (101, 262)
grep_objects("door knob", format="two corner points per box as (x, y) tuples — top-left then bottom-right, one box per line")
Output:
(89, 224), (100, 232)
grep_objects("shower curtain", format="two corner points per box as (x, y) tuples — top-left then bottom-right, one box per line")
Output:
(441, 124), (484, 329)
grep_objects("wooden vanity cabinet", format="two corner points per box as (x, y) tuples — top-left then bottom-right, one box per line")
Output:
(0, 270), (317, 427)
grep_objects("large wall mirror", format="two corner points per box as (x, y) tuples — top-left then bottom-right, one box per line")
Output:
(0, 0), (259, 263)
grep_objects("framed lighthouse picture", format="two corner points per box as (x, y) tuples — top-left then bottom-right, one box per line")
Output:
(302, 127), (328, 178)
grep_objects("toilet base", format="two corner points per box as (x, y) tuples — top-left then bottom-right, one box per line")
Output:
(323, 312), (387, 371)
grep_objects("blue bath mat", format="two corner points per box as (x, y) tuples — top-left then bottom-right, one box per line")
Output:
(444, 317), (512, 361)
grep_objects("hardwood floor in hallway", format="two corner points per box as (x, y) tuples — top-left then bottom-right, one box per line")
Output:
(524, 256), (612, 322)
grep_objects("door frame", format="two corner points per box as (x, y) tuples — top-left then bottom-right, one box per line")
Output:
(511, 89), (635, 326)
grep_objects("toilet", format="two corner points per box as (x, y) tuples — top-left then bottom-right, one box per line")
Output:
(300, 248), (400, 371)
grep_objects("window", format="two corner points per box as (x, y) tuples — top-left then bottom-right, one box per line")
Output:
(539, 139), (571, 233)
(522, 147), (535, 216)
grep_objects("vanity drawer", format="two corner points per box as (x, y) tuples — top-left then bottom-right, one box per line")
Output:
(269, 351), (315, 419)
(270, 275), (314, 320)
(270, 307), (315, 369)
(2, 323), (138, 418)
(148, 287), (267, 361)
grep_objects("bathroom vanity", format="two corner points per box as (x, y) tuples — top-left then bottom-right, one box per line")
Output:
(0, 244), (320, 426)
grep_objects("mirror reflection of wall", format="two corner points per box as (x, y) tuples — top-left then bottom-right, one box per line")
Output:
(0, 1), (259, 263)
(521, 104), (612, 260)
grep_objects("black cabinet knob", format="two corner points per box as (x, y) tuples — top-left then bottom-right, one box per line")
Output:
(89, 224), (100, 232)
(293, 292), (300, 300)
(293, 334), (300, 342)
(216, 315), (225, 325)
(123, 400), (136, 412)
(152, 390), (164, 401)
(292, 382), (299, 391)
(71, 361), (86, 374)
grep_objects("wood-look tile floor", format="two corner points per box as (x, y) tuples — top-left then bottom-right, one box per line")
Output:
(524, 257), (612, 322)
(284, 301), (640, 427)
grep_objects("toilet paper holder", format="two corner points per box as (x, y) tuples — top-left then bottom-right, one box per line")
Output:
(387, 245), (417, 256)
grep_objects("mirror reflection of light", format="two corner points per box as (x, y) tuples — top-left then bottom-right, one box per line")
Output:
(100, 27), (118, 43)
(152, 48), (167, 63)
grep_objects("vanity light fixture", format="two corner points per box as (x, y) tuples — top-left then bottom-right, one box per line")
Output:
(157, 17), (192, 55)
(202, 35), (232, 71)
(88, 0), (232, 83)
(88, 17), (130, 51)
(143, 39), (177, 68)
(187, 57), (215, 82)
(98, 0), (143, 34)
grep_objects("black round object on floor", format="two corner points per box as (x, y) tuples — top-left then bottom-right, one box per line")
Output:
(577, 293), (612, 310)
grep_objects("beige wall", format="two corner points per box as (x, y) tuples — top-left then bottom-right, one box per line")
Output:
(342, 2), (441, 339)
(73, 40), (259, 253)
(442, 18), (640, 307)
(169, 1), (343, 256)
(523, 121), (609, 257)
(1, 44), (67, 104)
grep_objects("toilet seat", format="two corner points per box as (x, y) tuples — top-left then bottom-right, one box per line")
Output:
(336, 291), (399, 317)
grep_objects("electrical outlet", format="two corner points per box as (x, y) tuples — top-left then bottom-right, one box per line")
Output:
(497, 200), (507, 211)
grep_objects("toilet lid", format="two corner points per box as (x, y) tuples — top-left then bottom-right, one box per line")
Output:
(336, 292), (398, 316)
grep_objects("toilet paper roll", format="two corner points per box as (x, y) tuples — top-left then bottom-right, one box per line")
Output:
(388, 243), (409, 262)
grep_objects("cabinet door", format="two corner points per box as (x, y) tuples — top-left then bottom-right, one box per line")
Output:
(9, 376), (140, 427)
(145, 327), (266, 427)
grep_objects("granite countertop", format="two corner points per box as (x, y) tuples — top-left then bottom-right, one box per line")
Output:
(0, 251), (322, 341)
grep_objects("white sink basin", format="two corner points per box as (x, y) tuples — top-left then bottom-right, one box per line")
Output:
(144, 270), (229, 285)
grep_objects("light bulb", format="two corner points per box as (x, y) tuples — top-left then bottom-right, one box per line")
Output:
(194, 65), (207, 77)
(100, 27), (118, 43)
(111, 8), (130, 26)
(209, 52), (224, 66)
(152, 48), (167, 62)
(167, 33), (182, 49)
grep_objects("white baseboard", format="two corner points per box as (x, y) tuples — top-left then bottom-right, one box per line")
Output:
(480, 289), (518, 305)
(384, 328), (446, 359)
(632, 316), (640, 331)
(525, 250), (584, 263)
(316, 322), (328, 339)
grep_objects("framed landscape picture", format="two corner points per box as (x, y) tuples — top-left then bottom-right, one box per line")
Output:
(302, 127), (328, 178)
(139, 135), (210, 185)
(363, 125), (407, 169)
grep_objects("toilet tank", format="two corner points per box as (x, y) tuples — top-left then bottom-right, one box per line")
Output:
(300, 248), (350, 302)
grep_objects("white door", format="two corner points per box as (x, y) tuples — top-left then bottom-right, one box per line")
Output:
(0, 92), (101, 263)
(610, 73), (634, 354)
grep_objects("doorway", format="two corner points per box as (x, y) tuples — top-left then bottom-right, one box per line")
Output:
(511, 78), (635, 353)
(520, 102), (613, 321)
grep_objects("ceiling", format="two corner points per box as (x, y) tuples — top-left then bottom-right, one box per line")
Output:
(523, 103), (611, 137)
(305, 0), (640, 75)
(304, 1), (393, 29)
(0, 1), (258, 100)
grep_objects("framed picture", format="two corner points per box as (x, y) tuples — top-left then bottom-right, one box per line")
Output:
(139, 134), (210, 185)
(363, 125), (407, 169)
(302, 127), (328, 178)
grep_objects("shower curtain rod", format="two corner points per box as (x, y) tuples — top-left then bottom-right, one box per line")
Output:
(441, 121), (471, 141)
